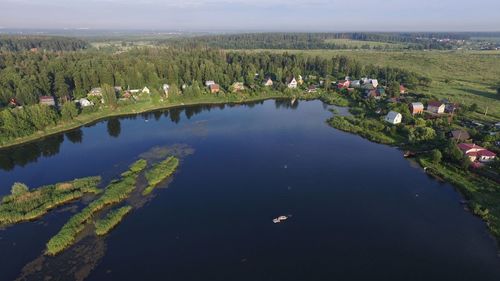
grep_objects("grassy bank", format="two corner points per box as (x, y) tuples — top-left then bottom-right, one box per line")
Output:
(143, 156), (179, 195)
(418, 157), (500, 238)
(0, 93), (291, 150)
(45, 159), (146, 256)
(94, 205), (133, 236)
(0, 177), (101, 226)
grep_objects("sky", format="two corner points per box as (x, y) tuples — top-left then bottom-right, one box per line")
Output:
(1, 0), (500, 31)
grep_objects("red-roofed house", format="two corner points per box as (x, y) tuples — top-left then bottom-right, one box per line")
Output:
(209, 83), (220, 94)
(458, 143), (496, 163)
(400, 85), (407, 94)
(337, 80), (350, 89)
(39, 96), (55, 106)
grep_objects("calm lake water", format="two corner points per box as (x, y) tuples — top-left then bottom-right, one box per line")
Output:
(1, 99), (499, 281)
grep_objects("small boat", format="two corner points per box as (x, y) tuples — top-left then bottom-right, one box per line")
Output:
(273, 215), (288, 223)
(404, 151), (416, 158)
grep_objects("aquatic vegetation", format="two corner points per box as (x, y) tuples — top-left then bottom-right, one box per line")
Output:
(0, 177), (101, 226)
(142, 156), (179, 196)
(45, 159), (147, 256)
(94, 205), (133, 236)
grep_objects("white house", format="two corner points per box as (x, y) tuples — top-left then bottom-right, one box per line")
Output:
(142, 87), (150, 94)
(385, 111), (402, 125)
(287, 77), (298, 89)
(370, 79), (379, 88)
(78, 98), (94, 107)
(205, 80), (216, 87)
(162, 84), (170, 97)
(427, 101), (445, 114)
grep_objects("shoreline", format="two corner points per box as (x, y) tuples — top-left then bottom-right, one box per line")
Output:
(0, 94), (289, 151)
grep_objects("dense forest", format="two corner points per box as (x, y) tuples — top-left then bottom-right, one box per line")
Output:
(0, 36), (89, 52)
(0, 47), (426, 106)
(159, 32), (472, 50)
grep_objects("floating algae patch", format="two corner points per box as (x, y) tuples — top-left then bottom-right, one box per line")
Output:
(94, 205), (133, 236)
(142, 156), (180, 196)
(138, 143), (194, 162)
(0, 176), (101, 227)
(45, 160), (147, 256)
(15, 235), (106, 281)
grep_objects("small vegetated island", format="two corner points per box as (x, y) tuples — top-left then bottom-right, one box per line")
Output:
(94, 205), (133, 236)
(0, 177), (101, 226)
(46, 156), (179, 256)
(143, 156), (180, 195)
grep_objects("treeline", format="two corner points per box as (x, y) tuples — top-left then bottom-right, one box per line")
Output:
(159, 32), (471, 50)
(0, 47), (426, 106)
(0, 36), (89, 52)
(0, 47), (428, 144)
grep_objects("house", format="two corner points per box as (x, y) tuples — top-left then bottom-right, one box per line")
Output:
(163, 83), (170, 94)
(78, 98), (94, 107)
(209, 83), (220, 94)
(307, 85), (317, 93)
(298, 75), (304, 85)
(427, 101), (445, 114)
(400, 85), (407, 94)
(231, 82), (245, 92)
(410, 102), (424, 115)
(263, 78), (273, 87)
(88, 87), (102, 97)
(364, 88), (385, 100)
(122, 91), (132, 99)
(142, 87), (150, 94)
(287, 77), (298, 89)
(449, 130), (470, 141)
(337, 80), (350, 89)
(39, 96), (55, 106)
(205, 80), (216, 87)
(370, 79), (379, 88)
(384, 111), (402, 125)
(350, 80), (361, 88)
(114, 86), (123, 93)
(8, 98), (18, 107)
(458, 143), (496, 163)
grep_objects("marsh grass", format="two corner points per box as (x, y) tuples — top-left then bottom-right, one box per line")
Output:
(94, 205), (133, 236)
(45, 159), (147, 256)
(142, 156), (179, 196)
(0, 177), (101, 226)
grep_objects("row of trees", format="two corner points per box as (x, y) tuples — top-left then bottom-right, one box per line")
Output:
(0, 36), (89, 52)
(160, 32), (470, 50)
(0, 47), (427, 107)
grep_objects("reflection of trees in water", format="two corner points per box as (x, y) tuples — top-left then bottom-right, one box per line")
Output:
(106, 118), (121, 138)
(0, 134), (64, 171)
(275, 98), (299, 109)
(66, 129), (83, 143)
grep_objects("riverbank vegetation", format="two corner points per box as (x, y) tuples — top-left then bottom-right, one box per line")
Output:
(94, 205), (133, 236)
(143, 156), (179, 195)
(0, 177), (101, 226)
(0, 47), (425, 148)
(45, 159), (146, 255)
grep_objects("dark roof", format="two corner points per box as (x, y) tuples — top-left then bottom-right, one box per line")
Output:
(428, 101), (444, 107)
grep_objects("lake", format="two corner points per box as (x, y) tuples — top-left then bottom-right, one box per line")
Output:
(1, 99), (499, 281)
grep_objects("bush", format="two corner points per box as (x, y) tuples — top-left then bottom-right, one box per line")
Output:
(11, 182), (29, 196)
(431, 149), (442, 164)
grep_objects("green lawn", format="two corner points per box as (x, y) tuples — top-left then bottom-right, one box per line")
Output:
(323, 39), (406, 49)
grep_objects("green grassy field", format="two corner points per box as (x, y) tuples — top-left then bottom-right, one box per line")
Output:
(324, 39), (406, 49)
(242, 49), (500, 119)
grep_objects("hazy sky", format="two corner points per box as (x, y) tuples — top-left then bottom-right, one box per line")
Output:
(1, 0), (500, 31)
